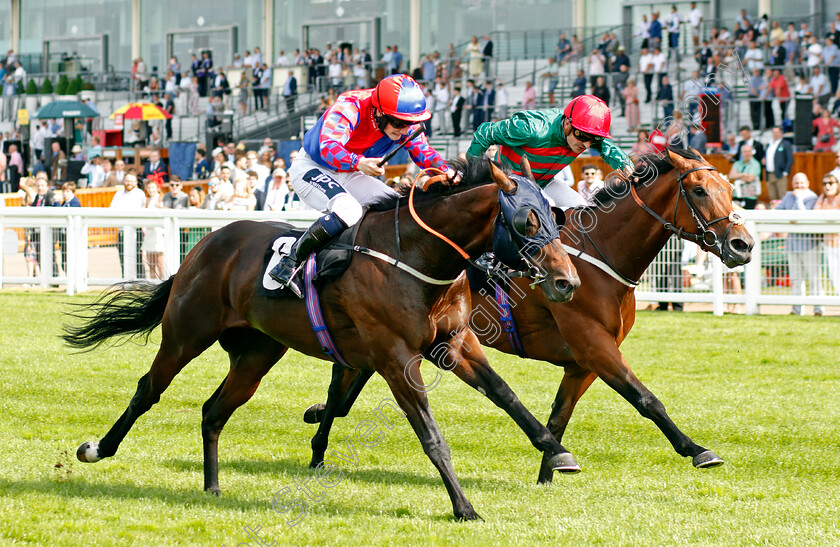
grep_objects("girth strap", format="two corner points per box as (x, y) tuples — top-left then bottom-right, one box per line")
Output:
(495, 283), (526, 357)
(326, 242), (463, 286)
(304, 255), (353, 369)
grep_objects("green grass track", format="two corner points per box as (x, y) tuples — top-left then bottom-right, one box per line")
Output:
(1, 292), (838, 546)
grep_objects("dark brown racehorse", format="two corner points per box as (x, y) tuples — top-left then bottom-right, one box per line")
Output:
(62, 156), (581, 521)
(302, 148), (755, 482)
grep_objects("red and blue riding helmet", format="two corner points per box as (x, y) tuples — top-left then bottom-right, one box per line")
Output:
(372, 74), (431, 123)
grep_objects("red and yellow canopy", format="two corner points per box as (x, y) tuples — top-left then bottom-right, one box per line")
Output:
(110, 102), (172, 120)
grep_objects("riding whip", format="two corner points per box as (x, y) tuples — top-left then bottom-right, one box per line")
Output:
(377, 125), (426, 167)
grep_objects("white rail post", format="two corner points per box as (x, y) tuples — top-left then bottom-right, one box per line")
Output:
(712, 255), (723, 316)
(164, 214), (180, 276)
(40, 224), (53, 288)
(77, 217), (89, 293)
(744, 220), (761, 315)
(124, 225), (137, 281)
(66, 212), (76, 296)
(0, 220), (4, 290)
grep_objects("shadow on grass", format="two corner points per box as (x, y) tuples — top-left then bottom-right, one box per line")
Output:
(0, 473), (498, 523)
(0, 477), (269, 512)
(163, 457), (518, 491)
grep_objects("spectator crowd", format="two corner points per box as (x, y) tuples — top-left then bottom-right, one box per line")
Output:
(3, 11), (840, 302)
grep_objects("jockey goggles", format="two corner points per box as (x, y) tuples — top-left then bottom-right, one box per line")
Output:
(571, 127), (604, 144)
(384, 115), (415, 129)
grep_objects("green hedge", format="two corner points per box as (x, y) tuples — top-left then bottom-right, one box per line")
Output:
(56, 75), (70, 95)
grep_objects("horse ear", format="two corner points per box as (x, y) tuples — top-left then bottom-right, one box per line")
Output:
(490, 161), (516, 193)
(666, 148), (691, 171)
(520, 156), (535, 182)
(551, 206), (566, 228)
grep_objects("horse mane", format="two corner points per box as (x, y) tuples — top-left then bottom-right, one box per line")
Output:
(366, 156), (507, 212)
(589, 147), (702, 207)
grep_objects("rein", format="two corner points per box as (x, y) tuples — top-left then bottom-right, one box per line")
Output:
(562, 163), (745, 288)
(407, 167), (550, 288)
(408, 168), (471, 260)
(629, 165), (744, 251)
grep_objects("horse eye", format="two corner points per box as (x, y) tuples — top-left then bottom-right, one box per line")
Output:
(692, 186), (707, 197)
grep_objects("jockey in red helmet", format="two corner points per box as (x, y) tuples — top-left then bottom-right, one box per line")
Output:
(467, 94), (634, 208)
(269, 74), (459, 297)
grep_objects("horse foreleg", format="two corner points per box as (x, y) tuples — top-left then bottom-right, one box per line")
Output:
(537, 368), (597, 484)
(576, 332), (723, 468)
(596, 355), (723, 468)
(429, 328), (580, 477)
(309, 363), (374, 468)
(381, 343), (480, 521)
(202, 332), (286, 494)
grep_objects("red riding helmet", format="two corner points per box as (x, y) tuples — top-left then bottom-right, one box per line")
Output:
(563, 95), (612, 139)
(371, 74), (431, 123)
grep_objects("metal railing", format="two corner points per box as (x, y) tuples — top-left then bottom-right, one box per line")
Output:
(0, 208), (320, 294)
(2, 207), (840, 316)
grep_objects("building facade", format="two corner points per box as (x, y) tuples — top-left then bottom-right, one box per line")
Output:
(0, 0), (832, 74)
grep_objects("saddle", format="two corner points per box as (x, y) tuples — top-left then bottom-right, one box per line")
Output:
(259, 221), (363, 297)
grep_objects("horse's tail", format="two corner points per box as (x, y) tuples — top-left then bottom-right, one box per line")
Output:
(62, 277), (175, 351)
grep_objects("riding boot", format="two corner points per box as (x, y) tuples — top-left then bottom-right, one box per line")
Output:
(269, 215), (345, 298)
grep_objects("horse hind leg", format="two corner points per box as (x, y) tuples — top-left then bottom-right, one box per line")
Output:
(308, 364), (374, 468)
(78, 321), (221, 464)
(202, 328), (287, 494)
(303, 367), (373, 424)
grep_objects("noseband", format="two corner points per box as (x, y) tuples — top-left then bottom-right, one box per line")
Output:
(630, 164), (744, 253)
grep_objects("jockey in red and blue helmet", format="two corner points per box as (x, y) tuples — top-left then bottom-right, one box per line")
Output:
(269, 74), (459, 297)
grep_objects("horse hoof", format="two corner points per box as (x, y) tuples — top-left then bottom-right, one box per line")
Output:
(77, 441), (101, 463)
(205, 487), (221, 496)
(549, 452), (581, 473)
(303, 403), (325, 424)
(455, 509), (482, 521)
(693, 450), (724, 468)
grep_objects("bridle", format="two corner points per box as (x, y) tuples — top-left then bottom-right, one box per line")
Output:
(629, 164), (744, 254)
(406, 168), (554, 288)
(566, 162), (745, 288)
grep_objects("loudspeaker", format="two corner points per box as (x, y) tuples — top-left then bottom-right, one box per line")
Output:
(793, 97), (813, 148)
(220, 114), (233, 134)
(206, 131), (231, 156)
(43, 137), (67, 155)
(698, 93), (721, 144)
(2, 139), (22, 154)
(66, 160), (86, 184)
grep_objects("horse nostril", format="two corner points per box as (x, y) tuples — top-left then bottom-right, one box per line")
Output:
(731, 238), (751, 253)
(555, 278), (577, 295)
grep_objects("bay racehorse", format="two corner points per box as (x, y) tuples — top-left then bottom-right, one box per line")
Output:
(62, 156), (581, 521)
(301, 148), (755, 482)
